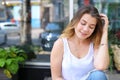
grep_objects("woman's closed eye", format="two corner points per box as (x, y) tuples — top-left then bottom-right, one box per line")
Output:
(81, 22), (86, 25)
(89, 25), (95, 29)
(81, 22), (95, 29)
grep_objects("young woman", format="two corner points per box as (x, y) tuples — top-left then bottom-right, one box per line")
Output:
(50, 5), (109, 80)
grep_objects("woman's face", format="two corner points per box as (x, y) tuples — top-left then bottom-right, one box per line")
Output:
(74, 13), (97, 40)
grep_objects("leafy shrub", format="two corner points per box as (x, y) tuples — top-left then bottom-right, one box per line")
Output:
(0, 46), (27, 78)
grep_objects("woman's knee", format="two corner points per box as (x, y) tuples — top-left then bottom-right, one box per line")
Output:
(92, 70), (106, 76)
(87, 70), (107, 80)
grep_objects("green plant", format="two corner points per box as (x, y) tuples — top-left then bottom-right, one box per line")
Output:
(108, 23), (120, 44)
(0, 46), (27, 78)
(108, 46), (114, 72)
(108, 26), (120, 72)
(16, 44), (43, 60)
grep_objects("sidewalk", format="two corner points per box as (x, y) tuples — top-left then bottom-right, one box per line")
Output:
(107, 70), (120, 80)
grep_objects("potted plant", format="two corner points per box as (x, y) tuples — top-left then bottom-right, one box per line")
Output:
(0, 46), (27, 79)
(109, 26), (120, 71)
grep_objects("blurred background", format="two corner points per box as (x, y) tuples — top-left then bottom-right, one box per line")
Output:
(0, 0), (120, 47)
(0, 0), (120, 80)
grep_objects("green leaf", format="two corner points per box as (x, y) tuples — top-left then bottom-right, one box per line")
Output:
(16, 57), (25, 62)
(0, 48), (7, 58)
(0, 58), (6, 67)
(7, 62), (19, 74)
(6, 59), (14, 66)
(19, 53), (27, 59)
(4, 69), (12, 78)
(8, 52), (17, 58)
(16, 49), (25, 54)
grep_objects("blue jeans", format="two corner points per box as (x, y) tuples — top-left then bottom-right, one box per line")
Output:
(87, 70), (108, 80)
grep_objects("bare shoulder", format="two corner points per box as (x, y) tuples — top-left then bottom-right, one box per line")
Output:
(51, 38), (64, 56)
(54, 38), (63, 48)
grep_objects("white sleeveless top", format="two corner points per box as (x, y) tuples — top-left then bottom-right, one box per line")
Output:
(62, 38), (95, 80)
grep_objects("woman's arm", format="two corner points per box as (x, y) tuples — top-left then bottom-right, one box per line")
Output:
(50, 38), (64, 80)
(94, 14), (110, 70)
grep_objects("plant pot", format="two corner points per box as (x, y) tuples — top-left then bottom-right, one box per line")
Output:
(111, 45), (120, 71)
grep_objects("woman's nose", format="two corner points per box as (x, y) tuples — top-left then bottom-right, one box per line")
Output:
(83, 25), (89, 32)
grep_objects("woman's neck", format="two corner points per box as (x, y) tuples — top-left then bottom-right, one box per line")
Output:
(69, 35), (91, 46)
